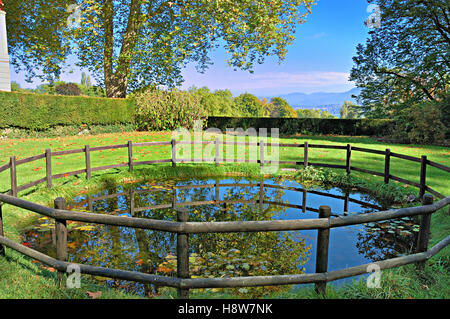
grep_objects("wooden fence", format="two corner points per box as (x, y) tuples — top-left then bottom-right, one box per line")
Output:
(0, 139), (448, 199)
(74, 181), (384, 217)
(0, 139), (449, 298)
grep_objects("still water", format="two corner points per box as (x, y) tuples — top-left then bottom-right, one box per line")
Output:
(21, 177), (419, 297)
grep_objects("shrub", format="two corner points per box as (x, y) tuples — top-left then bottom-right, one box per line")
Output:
(55, 83), (82, 96)
(393, 101), (446, 145)
(135, 88), (206, 131)
(0, 91), (135, 130)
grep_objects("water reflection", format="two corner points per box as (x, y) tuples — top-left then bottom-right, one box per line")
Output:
(21, 177), (418, 297)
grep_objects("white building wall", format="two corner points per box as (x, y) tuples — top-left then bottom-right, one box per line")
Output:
(0, 10), (11, 92)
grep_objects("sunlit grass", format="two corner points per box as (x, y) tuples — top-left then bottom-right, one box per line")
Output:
(0, 131), (448, 299)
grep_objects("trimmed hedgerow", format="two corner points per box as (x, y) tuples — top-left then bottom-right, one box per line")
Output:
(0, 91), (135, 130)
(206, 117), (394, 136)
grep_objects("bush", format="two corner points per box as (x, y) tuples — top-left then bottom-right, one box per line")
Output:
(55, 83), (82, 96)
(393, 101), (446, 145)
(0, 91), (135, 130)
(135, 88), (206, 131)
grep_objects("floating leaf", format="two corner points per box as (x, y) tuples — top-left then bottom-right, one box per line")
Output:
(76, 225), (96, 231)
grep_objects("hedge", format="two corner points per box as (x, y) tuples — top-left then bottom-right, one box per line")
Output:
(0, 91), (135, 130)
(206, 117), (395, 136)
(0, 91), (394, 137)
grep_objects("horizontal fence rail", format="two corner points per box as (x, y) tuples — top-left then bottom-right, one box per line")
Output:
(73, 181), (383, 215)
(0, 193), (449, 296)
(1, 139), (448, 200)
(1, 193), (448, 234)
(0, 138), (449, 298)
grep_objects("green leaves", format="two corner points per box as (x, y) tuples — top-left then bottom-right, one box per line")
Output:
(350, 0), (449, 118)
(134, 88), (206, 131)
(7, 0), (315, 97)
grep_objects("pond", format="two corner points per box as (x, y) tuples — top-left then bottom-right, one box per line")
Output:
(21, 177), (421, 297)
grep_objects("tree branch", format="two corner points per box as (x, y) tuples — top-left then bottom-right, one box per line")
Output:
(374, 68), (435, 101)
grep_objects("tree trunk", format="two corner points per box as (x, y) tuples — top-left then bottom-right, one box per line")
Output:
(103, 0), (116, 98)
(103, 0), (141, 98)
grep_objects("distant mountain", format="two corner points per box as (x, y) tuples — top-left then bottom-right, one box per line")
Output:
(261, 88), (361, 117)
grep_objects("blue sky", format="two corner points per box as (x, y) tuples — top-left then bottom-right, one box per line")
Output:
(11, 0), (372, 96)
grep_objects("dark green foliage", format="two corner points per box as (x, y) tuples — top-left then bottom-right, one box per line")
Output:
(393, 100), (447, 145)
(0, 124), (136, 139)
(436, 93), (450, 139)
(0, 91), (135, 130)
(350, 0), (449, 117)
(206, 117), (394, 136)
(55, 83), (82, 96)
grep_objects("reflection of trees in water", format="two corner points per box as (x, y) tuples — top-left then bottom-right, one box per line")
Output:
(355, 227), (417, 261)
(23, 178), (408, 297)
(25, 179), (311, 296)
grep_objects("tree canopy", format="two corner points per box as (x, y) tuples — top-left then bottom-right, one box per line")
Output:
(296, 108), (336, 119)
(340, 101), (362, 119)
(350, 0), (449, 118)
(5, 0), (316, 98)
(268, 97), (298, 118)
(233, 93), (265, 117)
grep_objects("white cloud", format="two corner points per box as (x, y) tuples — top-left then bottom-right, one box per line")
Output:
(181, 66), (354, 95)
(232, 71), (352, 92)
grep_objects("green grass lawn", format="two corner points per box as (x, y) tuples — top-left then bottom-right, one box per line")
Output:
(0, 131), (448, 299)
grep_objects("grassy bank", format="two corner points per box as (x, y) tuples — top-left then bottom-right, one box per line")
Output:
(0, 131), (448, 299)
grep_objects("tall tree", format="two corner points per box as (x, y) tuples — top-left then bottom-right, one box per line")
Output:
(5, 0), (316, 98)
(350, 0), (449, 118)
(233, 93), (265, 117)
(269, 97), (298, 118)
(340, 101), (362, 119)
(4, 0), (73, 84)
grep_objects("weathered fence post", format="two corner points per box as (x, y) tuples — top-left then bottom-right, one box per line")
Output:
(304, 142), (309, 168)
(259, 140), (265, 169)
(315, 205), (331, 296)
(302, 189), (307, 213)
(346, 144), (352, 175)
(85, 145), (91, 179)
(45, 149), (52, 189)
(259, 181), (264, 211)
(344, 192), (349, 214)
(415, 194), (433, 271)
(174, 189), (189, 299)
(129, 189), (135, 216)
(128, 141), (133, 171)
(215, 138), (220, 167)
(215, 180), (220, 207)
(10, 156), (17, 197)
(171, 139), (177, 168)
(54, 197), (68, 286)
(87, 196), (93, 212)
(0, 204), (5, 256)
(384, 149), (391, 184)
(419, 155), (427, 199)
